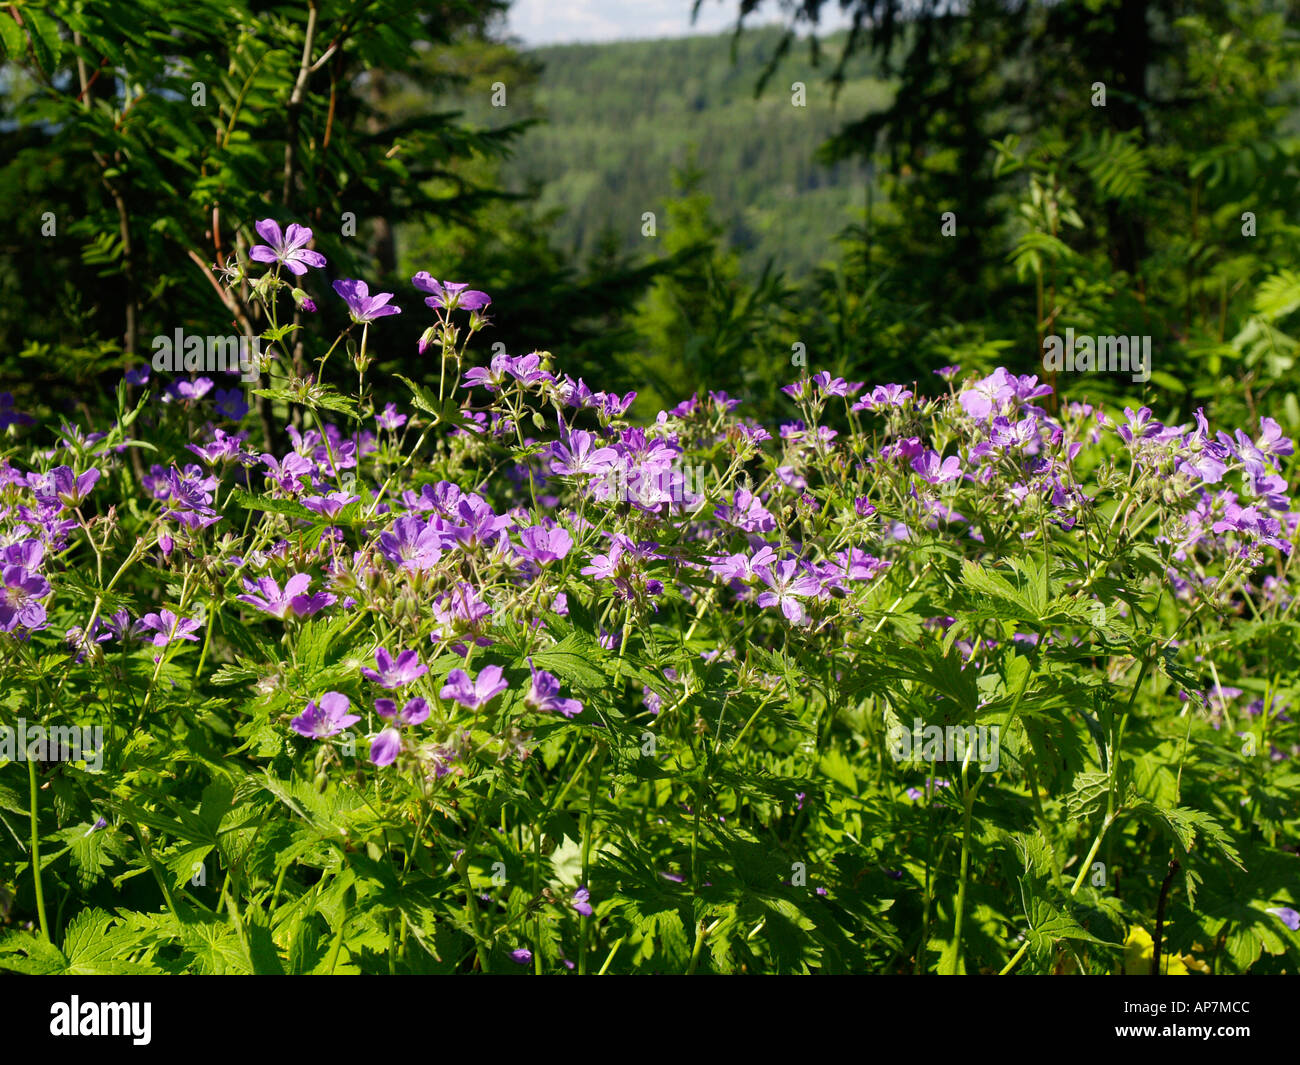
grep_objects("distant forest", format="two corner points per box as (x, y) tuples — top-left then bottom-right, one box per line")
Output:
(455, 27), (882, 279)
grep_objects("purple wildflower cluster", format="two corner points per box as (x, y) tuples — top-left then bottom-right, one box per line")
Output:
(4, 238), (1296, 800)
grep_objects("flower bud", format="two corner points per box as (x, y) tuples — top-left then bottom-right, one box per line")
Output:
(250, 272), (276, 303)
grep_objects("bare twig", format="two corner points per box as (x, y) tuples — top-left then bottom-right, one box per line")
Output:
(282, 1), (320, 205)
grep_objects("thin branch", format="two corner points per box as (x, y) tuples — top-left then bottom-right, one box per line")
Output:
(282, 1), (320, 205)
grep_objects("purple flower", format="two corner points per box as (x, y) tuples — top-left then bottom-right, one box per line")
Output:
(125, 366), (150, 386)
(39, 466), (100, 509)
(376, 403), (407, 431)
(550, 430), (618, 477)
(0, 565), (49, 632)
(261, 450), (313, 494)
(412, 272), (491, 312)
(1211, 502), (1290, 552)
(369, 727), (402, 767)
(291, 692), (360, 739)
(3, 540), (43, 570)
(187, 428), (250, 466)
(333, 279), (401, 323)
(440, 664), (509, 709)
(302, 491), (359, 520)
(957, 369), (1017, 421)
(138, 609), (201, 646)
(755, 561), (820, 623)
(368, 695), (430, 767)
(851, 383), (914, 413)
(508, 948), (532, 965)
(642, 687), (663, 715)
(0, 394), (32, 429)
(911, 450), (963, 485)
(361, 648), (428, 689)
(98, 609), (136, 642)
(579, 536), (664, 600)
(378, 515), (443, 572)
(592, 389), (636, 418)
(249, 219), (327, 276)
(1257, 417), (1294, 461)
(1267, 907), (1300, 931)
(213, 389), (250, 421)
(516, 524), (573, 565)
(375, 696), (430, 726)
(714, 489), (776, 533)
(810, 371), (861, 397)
(525, 659), (584, 718)
(169, 377), (214, 403)
(237, 574), (336, 619)
(906, 778), (951, 802)
(462, 352), (514, 392)
(1117, 405), (1163, 446)
(571, 887), (593, 916)
(440, 495), (513, 550)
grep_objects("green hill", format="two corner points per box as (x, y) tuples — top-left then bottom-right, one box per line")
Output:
(462, 27), (887, 279)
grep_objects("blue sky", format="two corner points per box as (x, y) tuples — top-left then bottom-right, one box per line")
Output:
(505, 0), (855, 47)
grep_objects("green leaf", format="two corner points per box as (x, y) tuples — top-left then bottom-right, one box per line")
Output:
(549, 835), (583, 886)
(394, 374), (441, 416)
(66, 825), (121, 889)
(959, 560), (1040, 624)
(818, 748), (857, 793)
(228, 488), (317, 522)
(60, 909), (160, 975)
(1128, 802), (1244, 869)
(22, 9), (61, 75)
(526, 632), (608, 690)
(0, 929), (68, 974)
(1025, 898), (1111, 954)
(1065, 772), (1110, 820)
(0, 12), (24, 62)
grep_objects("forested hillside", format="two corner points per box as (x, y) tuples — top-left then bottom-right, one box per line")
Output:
(461, 28), (882, 278)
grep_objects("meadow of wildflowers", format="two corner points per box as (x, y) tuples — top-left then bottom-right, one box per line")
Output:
(1, 219), (1298, 975)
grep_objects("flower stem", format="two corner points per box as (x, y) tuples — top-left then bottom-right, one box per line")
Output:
(27, 755), (50, 943)
(578, 750), (605, 975)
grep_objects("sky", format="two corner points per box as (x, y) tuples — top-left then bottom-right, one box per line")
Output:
(504, 0), (856, 47)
